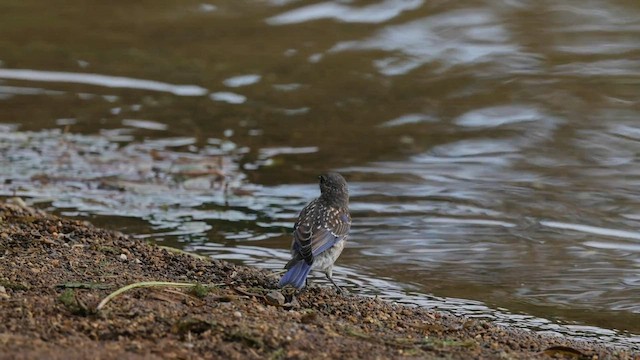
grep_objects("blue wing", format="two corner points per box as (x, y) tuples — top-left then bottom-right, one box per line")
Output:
(279, 229), (339, 288)
(286, 200), (351, 268)
(280, 199), (351, 288)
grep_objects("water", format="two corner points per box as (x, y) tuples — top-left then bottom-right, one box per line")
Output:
(2, 0), (640, 349)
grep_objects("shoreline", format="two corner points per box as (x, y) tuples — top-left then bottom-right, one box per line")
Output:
(0, 199), (637, 359)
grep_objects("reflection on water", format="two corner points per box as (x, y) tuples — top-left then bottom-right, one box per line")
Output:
(0, 69), (208, 96)
(266, 0), (423, 25)
(2, 0), (640, 350)
(330, 8), (524, 76)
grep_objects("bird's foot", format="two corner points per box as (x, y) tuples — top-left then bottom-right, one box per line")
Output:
(327, 276), (347, 295)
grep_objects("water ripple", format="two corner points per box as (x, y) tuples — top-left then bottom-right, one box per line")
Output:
(541, 221), (640, 242)
(0, 69), (208, 96)
(330, 9), (523, 75)
(266, 0), (423, 25)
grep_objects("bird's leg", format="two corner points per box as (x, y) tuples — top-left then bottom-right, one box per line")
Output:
(293, 277), (313, 298)
(325, 267), (343, 294)
(294, 280), (309, 296)
(327, 275), (343, 294)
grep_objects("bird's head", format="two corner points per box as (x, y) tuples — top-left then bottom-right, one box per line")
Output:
(318, 172), (349, 207)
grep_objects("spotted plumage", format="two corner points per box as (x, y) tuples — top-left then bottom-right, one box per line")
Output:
(278, 172), (351, 292)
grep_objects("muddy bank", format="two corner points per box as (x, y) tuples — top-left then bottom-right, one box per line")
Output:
(0, 199), (636, 359)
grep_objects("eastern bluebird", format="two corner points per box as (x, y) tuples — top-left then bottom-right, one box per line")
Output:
(278, 172), (351, 293)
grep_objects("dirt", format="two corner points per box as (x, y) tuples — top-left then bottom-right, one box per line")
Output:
(0, 199), (637, 360)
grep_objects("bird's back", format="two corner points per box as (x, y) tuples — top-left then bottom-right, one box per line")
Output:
(279, 172), (351, 290)
(287, 197), (350, 266)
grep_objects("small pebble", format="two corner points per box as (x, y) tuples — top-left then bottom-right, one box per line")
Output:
(119, 254), (128, 261)
(233, 311), (242, 318)
(265, 290), (285, 306)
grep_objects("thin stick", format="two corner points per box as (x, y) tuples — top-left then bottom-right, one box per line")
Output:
(96, 281), (220, 311)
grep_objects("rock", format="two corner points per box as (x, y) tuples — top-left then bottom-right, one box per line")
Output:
(265, 290), (285, 306)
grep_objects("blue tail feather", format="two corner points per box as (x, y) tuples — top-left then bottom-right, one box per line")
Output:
(279, 261), (312, 289)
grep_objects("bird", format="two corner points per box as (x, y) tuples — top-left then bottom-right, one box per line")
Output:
(278, 172), (351, 293)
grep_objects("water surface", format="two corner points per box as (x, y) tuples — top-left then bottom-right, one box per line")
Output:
(1, 0), (640, 349)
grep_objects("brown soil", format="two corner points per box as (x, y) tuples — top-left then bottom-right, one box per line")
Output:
(0, 199), (637, 359)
